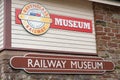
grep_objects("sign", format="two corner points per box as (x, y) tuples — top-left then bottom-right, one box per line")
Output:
(16, 3), (93, 35)
(10, 53), (114, 74)
(17, 3), (52, 35)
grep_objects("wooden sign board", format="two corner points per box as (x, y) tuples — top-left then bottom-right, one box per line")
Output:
(11, 2), (97, 55)
(10, 53), (114, 74)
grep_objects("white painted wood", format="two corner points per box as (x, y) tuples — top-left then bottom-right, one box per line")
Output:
(12, 43), (96, 53)
(12, 0), (93, 13)
(11, 0), (97, 54)
(12, 34), (96, 46)
(12, 39), (96, 49)
(12, 30), (95, 43)
(11, 0), (94, 20)
(12, 24), (95, 38)
(0, 0), (4, 50)
(89, 0), (120, 7)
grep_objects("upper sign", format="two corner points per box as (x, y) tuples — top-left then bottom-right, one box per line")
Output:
(12, 1), (96, 55)
(16, 3), (92, 35)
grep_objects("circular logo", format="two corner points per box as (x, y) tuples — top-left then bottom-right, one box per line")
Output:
(19, 3), (52, 35)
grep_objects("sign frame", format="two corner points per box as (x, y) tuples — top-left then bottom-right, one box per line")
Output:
(10, 53), (115, 74)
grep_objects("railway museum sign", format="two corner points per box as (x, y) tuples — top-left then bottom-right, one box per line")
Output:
(10, 53), (114, 74)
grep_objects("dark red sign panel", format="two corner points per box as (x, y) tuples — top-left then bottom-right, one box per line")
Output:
(16, 9), (92, 33)
(10, 53), (114, 74)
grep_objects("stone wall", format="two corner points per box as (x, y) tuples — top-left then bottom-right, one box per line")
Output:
(0, 2), (120, 80)
(93, 2), (120, 80)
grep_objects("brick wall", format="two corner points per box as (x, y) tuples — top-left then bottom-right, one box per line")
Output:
(0, 2), (120, 80)
(94, 2), (120, 80)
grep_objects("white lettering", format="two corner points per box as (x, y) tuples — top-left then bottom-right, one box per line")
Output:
(84, 23), (90, 29)
(73, 21), (77, 28)
(71, 61), (77, 68)
(55, 18), (63, 26)
(28, 59), (34, 67)
(27, 59), (66, 69)
(61, 60), (66, 68)
(71, 61), (103, 70)
(43, 60), (48, 68)
(87, 62), (92, 69)
(68, 20), (73, 27)
(63, 19), (68, 26)
(54, 18), (91, 29)
(78, 22), (82, 28)
(34, 59), (41, 67)
(47, 60), (57, 68)
(56, 61), (62, 68)
(96, 62), (103, 69)
(83, 61), (87, 69)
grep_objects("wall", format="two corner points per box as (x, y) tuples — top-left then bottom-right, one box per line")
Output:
(0, 1), (120, 80)
(94, 2), (120, 80)
(0, 0), (4, 50)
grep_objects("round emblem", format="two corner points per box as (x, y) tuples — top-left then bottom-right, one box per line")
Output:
(19, 3), (52, 35)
